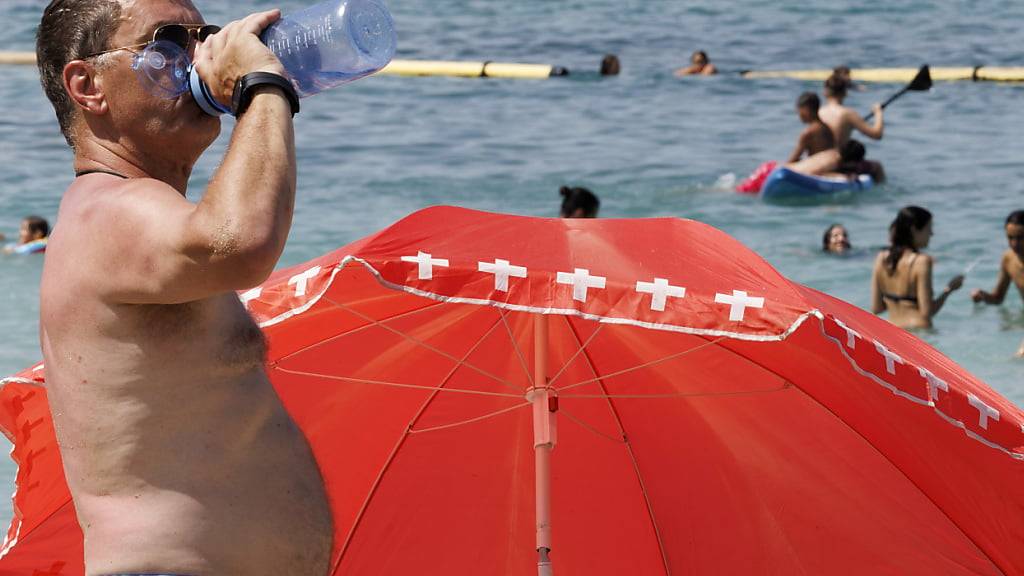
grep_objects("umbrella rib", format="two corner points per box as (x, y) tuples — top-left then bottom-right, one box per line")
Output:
(324, 296), (523, 391)
(274, 300), (448, 364)
(558, 383), (791, 399)
(561, 316), (673, 576)
(555, 335), (728, 394)
(408, 401), (530, 435)
(498, 308), (535, 387)
(546, 322), (604, 388)
(559, 407), (625, 444)
(697, 335), (1011, 576)
(272, 367), (524, 398)
(329, 313), (515, 575)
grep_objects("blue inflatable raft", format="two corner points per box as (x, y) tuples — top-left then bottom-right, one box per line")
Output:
(759, 167), (873, 201)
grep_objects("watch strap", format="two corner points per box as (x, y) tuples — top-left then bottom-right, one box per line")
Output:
(231, 72), (300, 117)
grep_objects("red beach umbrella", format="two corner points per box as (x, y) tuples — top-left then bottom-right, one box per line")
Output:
(1, 206), (1022, 575)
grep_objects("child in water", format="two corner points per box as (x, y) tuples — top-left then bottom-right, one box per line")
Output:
(2, 215), (49, 254)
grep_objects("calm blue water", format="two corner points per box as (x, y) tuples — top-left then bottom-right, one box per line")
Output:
(1, 0), (1022, 525)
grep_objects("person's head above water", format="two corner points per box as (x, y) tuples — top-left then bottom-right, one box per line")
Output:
(19, 216), (50, 244)
(559, 186), (600, 218)
(796, 91), (821, 123)
(1006, 210), (1024, 257)
(886, 205), (933, 273)
(600, 54), (620, 76)
(824, 73), (850, 101)
(691, 50), (709, 67)
(37, 0), (220, 158)
(822, 223), (850, 254)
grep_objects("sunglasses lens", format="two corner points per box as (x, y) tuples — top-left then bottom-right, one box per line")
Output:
(154, 25), (191, 50)
(198, 25), (221, 42)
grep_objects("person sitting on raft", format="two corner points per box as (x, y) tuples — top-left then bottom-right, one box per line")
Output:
(820, 73), (883, 148)
(832, 65), (865, 92)
(971, 210), (1024, 307)
(786, 92), (835, 163)
(786, 139), (885, 183)
(560, 186), (600, 218)
(823, 223), (851, 254)
(675, 50), (717, 76)
(870, 206), (963, 330)
(2, 215), (49, 254)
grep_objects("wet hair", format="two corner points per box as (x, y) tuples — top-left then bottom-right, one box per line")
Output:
(822, 223), (849, 252)
(1006, 210), (1024, 226)
(797, 91), (820, 114)
(839, 139), (866, 163)
(886, 206), (932, 274)
(833, 65), (852, 78)
(559, 186), (600, 218)
(600, 54), (620, 76)
(824, 73), (849, 99)
(23, 215), (50, 238)
(691, 50), (709, 64)
(37, 0), (123, 147)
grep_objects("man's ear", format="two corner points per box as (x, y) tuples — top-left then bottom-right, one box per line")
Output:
(63, 60), (108, 116)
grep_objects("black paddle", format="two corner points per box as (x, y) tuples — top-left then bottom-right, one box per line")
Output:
(864, 65), (931, 120)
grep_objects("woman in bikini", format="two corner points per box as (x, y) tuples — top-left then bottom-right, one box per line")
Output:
(871, 206), (964, 329)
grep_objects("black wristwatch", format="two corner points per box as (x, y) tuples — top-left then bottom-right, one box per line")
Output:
(231, 72), (300, 117)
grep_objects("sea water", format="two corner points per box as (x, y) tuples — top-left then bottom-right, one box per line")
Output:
(1, 0), (1022, 526)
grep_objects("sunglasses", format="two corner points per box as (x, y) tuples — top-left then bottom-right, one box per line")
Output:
(83, 23), (221, 59)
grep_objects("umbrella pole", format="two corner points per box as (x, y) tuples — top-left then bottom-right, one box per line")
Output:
(531, 314), (556, 576)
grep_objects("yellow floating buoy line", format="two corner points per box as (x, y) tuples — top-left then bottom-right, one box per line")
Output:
(0, 51), (35, 65)
(380, 59), (568, 79)
(741, 66), (1024, 83)
(3, 50), (1019, 82)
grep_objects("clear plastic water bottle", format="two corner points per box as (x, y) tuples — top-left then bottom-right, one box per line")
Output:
(185, 0), (396, 115)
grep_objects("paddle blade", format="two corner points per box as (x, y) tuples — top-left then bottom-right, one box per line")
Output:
(908, 65), (932, 91)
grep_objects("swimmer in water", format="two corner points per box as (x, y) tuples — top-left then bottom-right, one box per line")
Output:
(822, 223), (851, 254)
(2, 215), (49, 254)
(675, 50), (717, 76)
(560, 186), (600, 218)
(786, 92), (835, 164)
(971, 209), (1024, 309)
(600, 54), (620, 76)
(871, 206), (964, 329)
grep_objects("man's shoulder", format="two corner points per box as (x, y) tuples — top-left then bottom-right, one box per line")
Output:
(63, 177), (184, 223)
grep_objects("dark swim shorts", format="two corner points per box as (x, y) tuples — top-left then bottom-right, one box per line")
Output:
(838, 160), (873, 175)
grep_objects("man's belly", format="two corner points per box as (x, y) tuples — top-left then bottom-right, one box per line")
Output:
(53, 377), (333, 576)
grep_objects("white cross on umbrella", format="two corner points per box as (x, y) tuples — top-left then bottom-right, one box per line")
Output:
(401, 251), (450, 280)
(714, 290), (765, 321)
(872, 340), (904, 375)
(556, 268), (606, 302)
(635, 278), (686, 311)
(478, 259), (528, 292)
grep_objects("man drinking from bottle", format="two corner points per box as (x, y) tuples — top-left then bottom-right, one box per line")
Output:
(35, 1), (331, 574)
